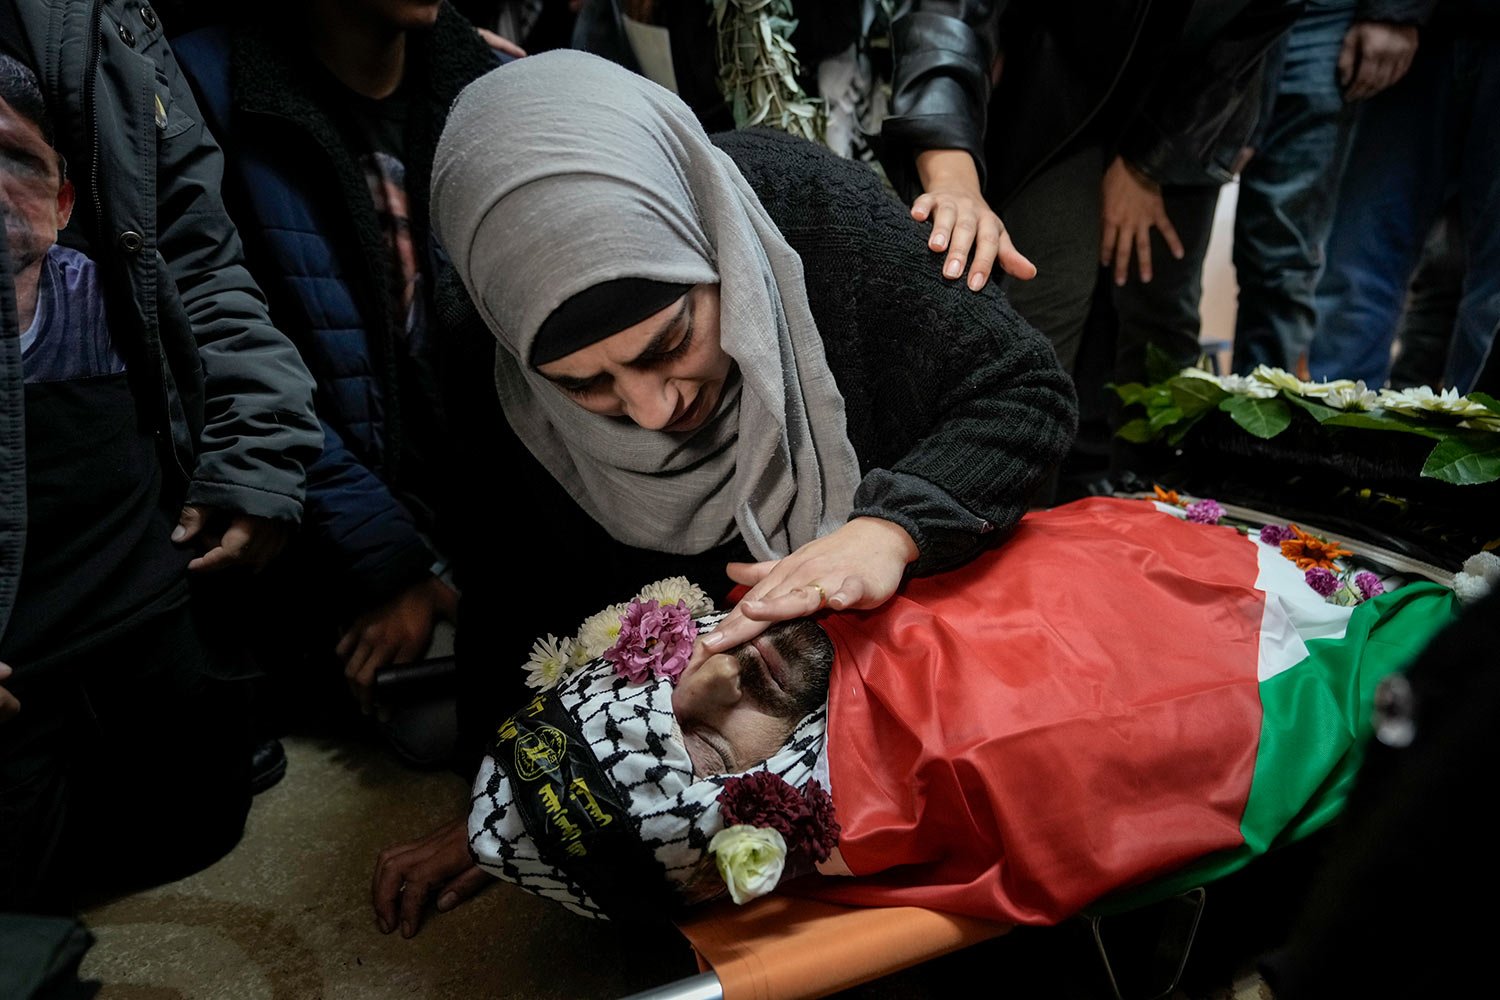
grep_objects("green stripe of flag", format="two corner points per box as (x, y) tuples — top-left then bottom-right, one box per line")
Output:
(1093, 581), (1458, 914)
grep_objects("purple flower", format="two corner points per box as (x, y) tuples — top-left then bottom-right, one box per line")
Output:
(603, 599), (698, 684)
(1185, 499), (1225, 525)
(1354, 571), (1385, 601)
(1304, 567), (1340, 597)
(1260, 524), (1294, 545)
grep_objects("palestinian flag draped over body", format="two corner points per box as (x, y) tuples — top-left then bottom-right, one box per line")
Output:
(795, 496), (1458, 925)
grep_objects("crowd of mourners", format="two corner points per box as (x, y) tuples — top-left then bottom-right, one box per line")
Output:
(1, 0), (1495, 971)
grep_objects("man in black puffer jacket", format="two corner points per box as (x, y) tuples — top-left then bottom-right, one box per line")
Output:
(171, 3), (504, 765)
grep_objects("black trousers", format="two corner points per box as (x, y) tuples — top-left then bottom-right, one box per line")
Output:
(0, 602), (251, 915)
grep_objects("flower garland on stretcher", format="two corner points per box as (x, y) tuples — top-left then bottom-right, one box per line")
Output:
(1151, 485), (1387, 607)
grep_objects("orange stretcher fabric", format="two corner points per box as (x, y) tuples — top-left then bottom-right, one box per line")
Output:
(674, 895), (1011, 1000)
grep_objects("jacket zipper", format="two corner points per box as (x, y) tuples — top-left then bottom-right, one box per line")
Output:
(84, 0), (105, 231)
(85, 0), (192, 483)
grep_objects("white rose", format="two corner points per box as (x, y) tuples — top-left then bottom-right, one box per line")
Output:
(709, 825), (787, 905)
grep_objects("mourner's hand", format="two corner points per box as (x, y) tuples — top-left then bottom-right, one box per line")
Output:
(697, 517), (918, 661)
(1338, 22), (1419, 102)
(911, 149), (1036, 292)
(338, 575), (459, 715)
(475, 26), (526, 59)
(1100, 155), (1184, 286)
(0, 661), (19, 724)
(174, 505), (292, 573)
(372, 818), (492, 939)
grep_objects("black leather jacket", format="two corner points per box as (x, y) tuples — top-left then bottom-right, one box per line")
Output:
(878, 0), (1332, 205)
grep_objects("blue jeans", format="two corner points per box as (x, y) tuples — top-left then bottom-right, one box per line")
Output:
(1230, 2), (1359, 373)
(1308, 32), (1500, 391)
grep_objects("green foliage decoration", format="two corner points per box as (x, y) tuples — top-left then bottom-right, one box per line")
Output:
(710, 0), (826, 143)
(1112, 360), (1500, 486)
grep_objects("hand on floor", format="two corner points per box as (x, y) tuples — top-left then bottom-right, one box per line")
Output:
(372, 818), (493, 939)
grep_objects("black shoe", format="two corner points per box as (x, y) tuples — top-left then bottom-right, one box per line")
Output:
(249, 737), (288, 795)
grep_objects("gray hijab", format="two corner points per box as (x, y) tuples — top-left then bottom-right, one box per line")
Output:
(431, 50), (860, 558)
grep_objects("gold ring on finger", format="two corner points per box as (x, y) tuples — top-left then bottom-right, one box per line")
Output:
(808, 582), (828, 608)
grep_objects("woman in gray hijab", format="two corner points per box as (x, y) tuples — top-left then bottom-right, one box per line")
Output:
(431, 48), (1077, 664)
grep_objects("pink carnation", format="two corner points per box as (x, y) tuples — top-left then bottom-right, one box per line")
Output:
(1185, 499), (1225, 525)
(1304, 567), (1340, 597)
(1354, 571), (1385, 601)
(602, 598), (697, 684)
(1260, 524), (1294, 545)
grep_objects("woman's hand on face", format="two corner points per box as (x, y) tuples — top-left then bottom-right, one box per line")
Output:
(697, 517), (918, 659)
(912, 149), (1036, 292)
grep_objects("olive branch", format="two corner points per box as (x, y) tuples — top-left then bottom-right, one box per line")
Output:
(709, 0), (826, 143)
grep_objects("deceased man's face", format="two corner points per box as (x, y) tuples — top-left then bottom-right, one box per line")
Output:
(671, 618), (833, 777)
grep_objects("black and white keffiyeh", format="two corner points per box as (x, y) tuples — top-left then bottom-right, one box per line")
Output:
(468, 614), (827, 919)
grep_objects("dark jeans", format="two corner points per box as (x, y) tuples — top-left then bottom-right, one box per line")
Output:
(1390, 200), (1465, 389)
(0, 603), (251, 915)
(1230, 2), (1360, 373)
(1309, 32), (1500, 391)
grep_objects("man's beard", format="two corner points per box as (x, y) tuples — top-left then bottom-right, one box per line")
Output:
(734, 618), (833, 721)
(1, 212), (48, 272)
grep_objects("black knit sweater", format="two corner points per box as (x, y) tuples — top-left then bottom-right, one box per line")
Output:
(715, 126), (1078, 575)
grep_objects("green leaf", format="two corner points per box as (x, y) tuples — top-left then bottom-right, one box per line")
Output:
(1420, 434), (1500, 484)
(1323, 411), (1446, 439)
(1148, 404), (1184, 433)
(1112, 382), (1172, 410)
(1169, 376), (1229, 416)
(1164, 411), (1207, 446)
(1116, 418), (1156, 443)
(1467, 391), (1500, 415)
(1282, 392), (1341, 423)
(1144, 342), (1183, 385)
(1220, 395), (1291, 438)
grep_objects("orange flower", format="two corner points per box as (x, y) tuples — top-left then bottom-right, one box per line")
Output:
(1280, 524), (1354, 570)
(1153, 484), (1183, 506)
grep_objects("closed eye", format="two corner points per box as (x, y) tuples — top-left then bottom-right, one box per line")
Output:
(686, 728), (734, 776)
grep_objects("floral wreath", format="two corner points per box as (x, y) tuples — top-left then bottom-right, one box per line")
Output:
(521, 576), (716, 692)
(708, 771), (840, 904)
(1149, 484), (1498, 607)
(519, 576), (842, 905)
(1116, 363), (1500, 486)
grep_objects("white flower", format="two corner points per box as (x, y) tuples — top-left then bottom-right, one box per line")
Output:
(1377, 386), (1493, 419)
(1217, 373), (1279, 398)
(1177, 366), (1223, 384)
(709, 825), (787, 904)
(1451, 552), (1500, 605)
(523, 634), (575, 691)
(572, 602), (630, 663)
(634, 576), (716, 615)
(1250, 365), (1311, 394)
(1302, 378), (1377, 410)
(1461, 551), (1500, 582)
